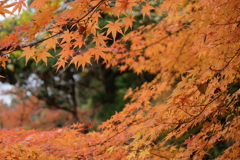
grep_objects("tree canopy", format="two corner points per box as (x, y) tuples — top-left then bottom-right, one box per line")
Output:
(0, 0), (239, 159)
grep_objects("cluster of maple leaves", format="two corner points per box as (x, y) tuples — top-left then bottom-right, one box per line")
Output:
(0, 0), (154, 72)
(0, 0), (240, 159)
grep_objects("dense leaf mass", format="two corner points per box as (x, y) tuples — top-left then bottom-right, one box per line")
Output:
(0, 0), (239, 159)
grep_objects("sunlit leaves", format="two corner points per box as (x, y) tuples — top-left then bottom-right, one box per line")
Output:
(30, 0), (50, 12)
(18, 46), (36, 65)
(90, 46), (109, 62)
(92, 32), (109, 47)
(73, 35), (84, 49)
(11, 0), (27, 14)
(12, 20), (31, 32)
(41, 37), (58, 51)
(0, 0), (144, 71)
(0, 0), (240, 159)
(0, 55), (9, 69)
(34, 48), (53, 65)
(115, 0), (136, 17)
(106, 146), (114, 153)
(70, 53), (92, 70)
(104, 20), (123, 41)
(59, 30), (73, 44)
(53, 58), (67, 72)
(0, 0), (13, 17)
(122, 15), (136, 33)
(141, 2), (154, 18)
(139, 149), (150, 159)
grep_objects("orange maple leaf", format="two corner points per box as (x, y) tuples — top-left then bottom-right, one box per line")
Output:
(18, 46), (36, 65)
(57, 48), (74, 60)
(182, 137), (192, 145)
(41, 37), (58, 51)
(89, 46), (109, 62)
(141, 2), (154, 18)
(30, 0), (49, 11)
(12, 20), (31, 32)
(122, 15), (136, 33)
(115, 0), (136, 17)
(119, 65), (128, 72)
(0, 1), (13, 17)
(92, 32), (109, 47)
(70, 122), (85, 131)
(34, 48), (53, 65)
(104, 20), (123, 41)
(53, 58), (67, 72)
(73, 36), (85, 49)
(0, 55), (9, 69)
(60, 30), (73, 44)
(70, 54), (92, 70)
(11, 0), (27, 14)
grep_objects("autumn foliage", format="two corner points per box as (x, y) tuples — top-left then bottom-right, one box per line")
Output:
(0, 0), (240, 159)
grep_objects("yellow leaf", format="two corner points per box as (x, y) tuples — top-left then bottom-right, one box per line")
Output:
(139, 149), (150, 159)
(127, 151), (136, 160)
(106, 146), (114, 153)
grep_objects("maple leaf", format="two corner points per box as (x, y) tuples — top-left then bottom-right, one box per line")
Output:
(12, 0), (27, 14)
(139, 149), (150, 159)
(70, 54), (92, 70)
(122, 15), (136, 33)
(0, 56), (9, 69)
(33, 48), (53, 65)
(115, 0), (136, 17)
(53, 58), (67, 72)
(12, 20), (31, 32)
(106, 146), (114, 153)
(89, 46), (109, 62)
(73, 36), (85, 49)
(182, 137), (192, 145)
(70, 122), (85, 129)
(85, 21), (100, 37)
(57, 48), (74, 60)
(41, 37), (58, 51)
(92, 32), (109, 47)
(119, 65), (128, 72)
(104, 20), (123, 41)
(30, 0), (50, 12)
(63, 49), (75, 60)
(141, 2), (154, 18)
(127, 151), (136, 160)
(0, 1), (13, 17)
(60, 30), (73, 44)
(18, 46), (36, 65)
